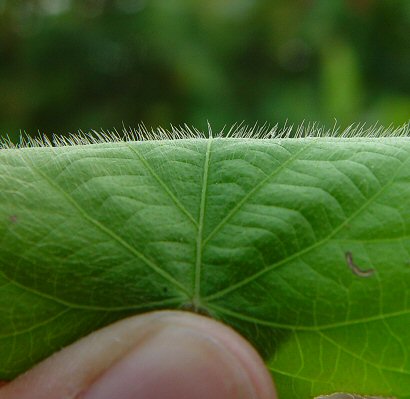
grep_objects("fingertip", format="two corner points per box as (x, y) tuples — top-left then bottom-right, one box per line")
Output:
(1, 311), (277, 399)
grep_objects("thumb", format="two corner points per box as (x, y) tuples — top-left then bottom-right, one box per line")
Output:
(0, 310), (277, 399)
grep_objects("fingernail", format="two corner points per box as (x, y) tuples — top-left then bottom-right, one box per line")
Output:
(81, 324), (258, 399)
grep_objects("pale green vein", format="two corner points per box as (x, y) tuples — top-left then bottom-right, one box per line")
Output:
(26, 162), (190, 296)
(205, 149), (410, 301)
(126, 143), (198, 227)
(334, 236), (410, 244)
(294, 332), (305, 375)
(268, 365), (327, 384)
(193, 138), (212, 306)
(207, 302), (410, 332)
(202, 139), (318, 247)
(327, 345), (342, 382)
(318, 331), (410, 376)
(0, 309), (70, 339)
(380, 315), (408, 369)
(0, 269), (184, 311)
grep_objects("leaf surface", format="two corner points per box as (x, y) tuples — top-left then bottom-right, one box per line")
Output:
(1, 137), (410, 398)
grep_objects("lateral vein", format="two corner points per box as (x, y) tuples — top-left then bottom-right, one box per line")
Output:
(26, 162), (190, 296)
(126, 143), (198, 227)
(193, 138), (212, 306)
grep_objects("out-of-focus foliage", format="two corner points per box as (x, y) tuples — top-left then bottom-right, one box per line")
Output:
(0, 0), (409, 139)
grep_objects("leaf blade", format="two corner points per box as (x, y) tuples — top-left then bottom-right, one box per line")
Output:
(1, 136), (410, 398)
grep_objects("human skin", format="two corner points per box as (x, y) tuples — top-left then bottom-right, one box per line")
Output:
(0, 311), (277, 399)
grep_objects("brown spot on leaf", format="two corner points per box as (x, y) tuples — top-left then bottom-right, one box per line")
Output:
(8, 215), (18, 224)
(345, 251), (375, 277)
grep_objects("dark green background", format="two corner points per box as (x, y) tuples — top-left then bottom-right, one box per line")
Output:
(0, 0), (409, 140)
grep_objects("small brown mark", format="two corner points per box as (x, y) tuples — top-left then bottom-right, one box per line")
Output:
(8, 215), (18, 224)
(345, 251), (375, 278)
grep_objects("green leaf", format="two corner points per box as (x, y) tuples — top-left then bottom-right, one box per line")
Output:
(1, 131), (410, 398)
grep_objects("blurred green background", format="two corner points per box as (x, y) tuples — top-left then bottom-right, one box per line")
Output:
(0, 0), (409, 140)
